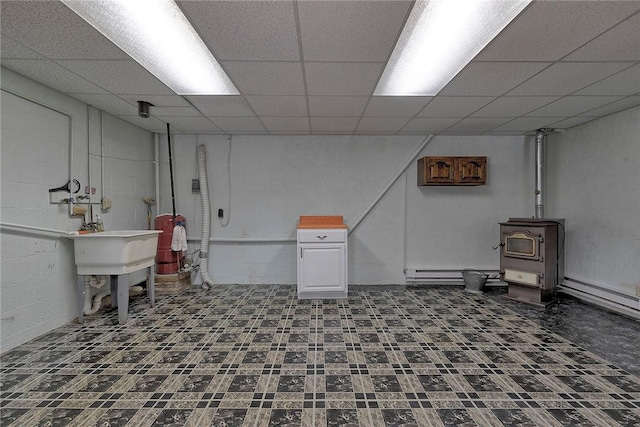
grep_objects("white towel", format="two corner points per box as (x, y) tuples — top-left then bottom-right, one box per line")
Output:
(171, 225), (188, 252)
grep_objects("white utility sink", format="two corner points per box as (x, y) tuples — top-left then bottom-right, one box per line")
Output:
(66, 230), (162, 325)
(66, 230), (161, 275)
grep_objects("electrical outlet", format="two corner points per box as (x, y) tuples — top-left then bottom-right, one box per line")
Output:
(192, 179), (200, 193)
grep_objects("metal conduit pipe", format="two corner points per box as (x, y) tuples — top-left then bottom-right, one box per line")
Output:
(534, 128), (552, 219)
(349, 134), (434, 236)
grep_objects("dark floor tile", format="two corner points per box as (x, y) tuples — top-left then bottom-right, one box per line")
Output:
(211, 409), (247, 427)
(95, 409), (138, 427)
(491, 409), (538, 427)
(381, 409), (418, 426)
(268, 409), (302, 426)
(326, 408), (358, 426)
(152, 409), (192, 426)
(547, 408), (597, 426)
(437, 409), (476, 427)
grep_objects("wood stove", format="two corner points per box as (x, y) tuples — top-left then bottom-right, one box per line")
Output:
(499, 218), (564, 306)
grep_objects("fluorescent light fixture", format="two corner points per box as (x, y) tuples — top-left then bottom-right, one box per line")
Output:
(375, 0), (531, 96)
(62, 0), (239, 95)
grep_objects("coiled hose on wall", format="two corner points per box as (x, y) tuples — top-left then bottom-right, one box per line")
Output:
(198, 144), (214, 289)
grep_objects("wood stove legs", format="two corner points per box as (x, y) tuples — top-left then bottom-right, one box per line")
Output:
(503, 282), (558, 307)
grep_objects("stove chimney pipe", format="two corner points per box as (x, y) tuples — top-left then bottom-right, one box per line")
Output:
(534, 128), (552, 219)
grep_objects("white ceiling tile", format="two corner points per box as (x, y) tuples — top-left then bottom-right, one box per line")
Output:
(507, 62), (633, 96)
(305, 62), (384, 96)
(298, 1), (411, 61)
(179, 1), (299, 61)
(491, 117), (562, 133)
(563, 13), (640, 61)
(58, 60), (174, 95)
(364, 97), (431, 117)
(444, 118), (513, 134)
(222, 61), (305, 95)
(185, 96), (255, 117)
(152, 107), (204, 117)
(308, 96), (369, 116)
(439, 62), (551, 96)
(211, 117), (266, 134)
(246, 96), (308, 117)
(400, 118), (461, 133)
(2, 59), (107, 94)
(310, 117), (359, 133)
(472, 97), (560, 117)
(162, 117), (222, 133)
(261, 117), (310, 133)
(0, 1), (128, 60)
(416, 97), (494, 117)
(0, 36), (44, 59)
(116, 115), (169, 133)
(119, 95), (191, 108)
(549, 117), (598, 130)
(356, 117), (410, 134)
(574, 65), (640, 96)
(577, 96), (640, 118)
(69, 94), (137, 116)
(476, 1), (640, 61)
(526, 96), (623, 117)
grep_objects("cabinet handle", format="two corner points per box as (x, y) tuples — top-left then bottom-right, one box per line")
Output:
(300, 247), (303, 258)
(316, 235), (328, 240)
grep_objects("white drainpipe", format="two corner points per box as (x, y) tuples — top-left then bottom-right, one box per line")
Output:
(83, 275), (108, 315)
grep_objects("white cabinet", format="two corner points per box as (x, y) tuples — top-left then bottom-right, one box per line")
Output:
(297, 228), (347, 299)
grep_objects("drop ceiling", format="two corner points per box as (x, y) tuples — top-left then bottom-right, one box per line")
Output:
(1, 0), (639, 136)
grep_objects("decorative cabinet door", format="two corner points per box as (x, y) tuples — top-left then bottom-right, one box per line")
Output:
(458, 157), (487, 184)
(418, 157), (456, 185)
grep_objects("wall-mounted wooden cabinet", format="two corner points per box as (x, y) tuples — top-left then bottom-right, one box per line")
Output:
(418, 156), (487, 186)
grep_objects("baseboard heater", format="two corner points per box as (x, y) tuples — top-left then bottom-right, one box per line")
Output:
(405, 268), (504, 286)
(559, 277), (640, 319)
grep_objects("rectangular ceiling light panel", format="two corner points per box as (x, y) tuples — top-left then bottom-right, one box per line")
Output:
(62, 0), (239, 95)
(375, 0), (531, 96)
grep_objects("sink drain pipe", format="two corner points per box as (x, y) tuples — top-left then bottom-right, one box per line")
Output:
(198, 143), (214, 289)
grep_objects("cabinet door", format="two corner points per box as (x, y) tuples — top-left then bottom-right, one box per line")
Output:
(418, 157), (456, 185)
(298, 244), (346, 293)
(458, 157), (486, 184)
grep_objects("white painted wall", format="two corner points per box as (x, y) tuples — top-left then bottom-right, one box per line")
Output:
(546, 107), (640, 295)
(1, 68), (154, 352)
(158, 134), (530, 285)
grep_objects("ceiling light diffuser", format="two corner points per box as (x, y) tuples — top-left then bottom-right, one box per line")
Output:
(62, 0), (239, 95)
(375, 0), (531, 96)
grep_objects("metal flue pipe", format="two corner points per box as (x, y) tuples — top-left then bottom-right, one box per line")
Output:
(534, 128), (552, 219)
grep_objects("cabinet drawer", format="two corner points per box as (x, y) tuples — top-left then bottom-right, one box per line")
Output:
(297, 229), (346, 243)
(504, 268), (539, 286)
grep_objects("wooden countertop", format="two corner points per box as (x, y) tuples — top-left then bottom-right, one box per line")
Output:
(297, 215), (347, 229)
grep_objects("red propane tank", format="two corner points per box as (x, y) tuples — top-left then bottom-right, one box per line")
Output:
(154, 213), (186, 275)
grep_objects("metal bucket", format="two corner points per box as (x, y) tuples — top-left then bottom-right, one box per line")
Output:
(462, 269), (488, 294)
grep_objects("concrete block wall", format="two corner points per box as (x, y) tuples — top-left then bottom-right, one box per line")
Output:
(1, 68), (154, 352)
(156, 134), (530, 285)
(546, 107), (640, 297)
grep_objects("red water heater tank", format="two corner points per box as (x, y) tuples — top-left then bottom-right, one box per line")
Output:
(154, 213), (186, 275)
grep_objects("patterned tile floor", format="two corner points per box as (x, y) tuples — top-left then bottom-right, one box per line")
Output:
(1, 285), (639, 426)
